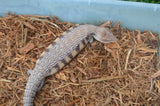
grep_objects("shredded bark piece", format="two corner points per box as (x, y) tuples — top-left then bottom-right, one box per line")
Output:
(0, 14), (159, 106)
(19, 42), (35, 54)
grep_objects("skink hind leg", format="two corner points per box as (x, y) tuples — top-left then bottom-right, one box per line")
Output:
(37, 78), (45, 91)
(27, 69), (32, 75)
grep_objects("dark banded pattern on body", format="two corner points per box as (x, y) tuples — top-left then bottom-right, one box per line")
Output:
(72, 25), (78, 29)
(61, 58), (67, 64)
(24, 24), (117, 106)
(66, 29), (71, 33)
(75, 44), (80, 52)
(48, 36), (88, 75)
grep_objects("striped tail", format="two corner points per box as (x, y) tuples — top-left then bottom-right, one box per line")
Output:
(23, 72), (44, 106)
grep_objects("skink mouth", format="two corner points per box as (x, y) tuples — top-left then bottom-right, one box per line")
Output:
(93, 35), (117, 44)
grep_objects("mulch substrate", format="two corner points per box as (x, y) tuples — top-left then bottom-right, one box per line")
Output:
(0, 14), (160, 106)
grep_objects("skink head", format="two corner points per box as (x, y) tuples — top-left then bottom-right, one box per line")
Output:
(93, 27), (117, 43)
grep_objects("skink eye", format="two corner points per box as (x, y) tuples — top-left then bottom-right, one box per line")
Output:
(90, 32), (95, 36)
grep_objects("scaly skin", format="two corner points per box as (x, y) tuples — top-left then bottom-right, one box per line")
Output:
(23, 24), (117, 106)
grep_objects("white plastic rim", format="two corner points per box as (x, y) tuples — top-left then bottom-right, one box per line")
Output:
(0, 0), (160, 33)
